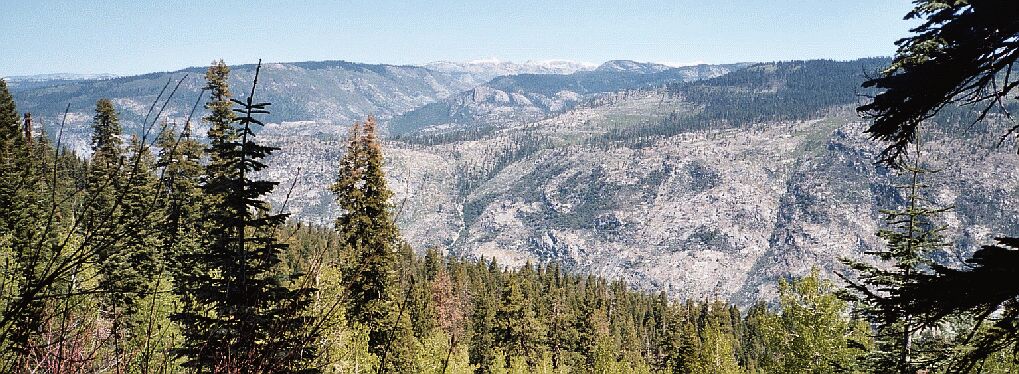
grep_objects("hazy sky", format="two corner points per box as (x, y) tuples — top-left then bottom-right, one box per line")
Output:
(1, 1), (916, 76)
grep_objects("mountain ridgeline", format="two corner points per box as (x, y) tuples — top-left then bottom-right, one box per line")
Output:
(388, 62), (745, 135)
(8, 60), (489, 154)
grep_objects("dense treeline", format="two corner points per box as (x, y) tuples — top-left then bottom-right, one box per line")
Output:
(281, 225), (877, 374)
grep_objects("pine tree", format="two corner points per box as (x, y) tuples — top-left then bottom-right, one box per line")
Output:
(858, 1), (1019, 163)
(0, 78), (46, 368)
(545, 268), (579, 370)
(693, 317), (742, 374)
(203, 59), (236, 175)
(174, 60), (318, 373)
(331, 115), (416, 371)
(0, 78), (24, 248)
(84, 99), (161, 368)
(842, 137), (948, 373)
(110, 135), (163, 369)
(92, 98), (123, 157)
(0, 79), (20, 148)
(577, 290), (618, 372)
(493, 274), (542, 368)
(469, 284), (499, 373)
(857, 3), (1019, 366)
(83, 100), (124, 253)
(740, 302), (774, 372)
(155, 119), (205, 308)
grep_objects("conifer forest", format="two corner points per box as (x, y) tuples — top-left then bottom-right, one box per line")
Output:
(5, 1), (1019, 373)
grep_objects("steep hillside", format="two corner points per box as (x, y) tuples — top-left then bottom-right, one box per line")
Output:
(256, 58), (1019, 306)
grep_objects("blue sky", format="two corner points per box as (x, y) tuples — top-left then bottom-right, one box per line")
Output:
(1, 1), (916, 76)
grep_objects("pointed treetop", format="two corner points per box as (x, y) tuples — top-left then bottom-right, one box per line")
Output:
(205, 59), (231, 98)
(92, 98), (122, 156)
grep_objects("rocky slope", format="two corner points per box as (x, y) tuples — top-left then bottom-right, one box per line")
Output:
(259, 59), (1019, 306)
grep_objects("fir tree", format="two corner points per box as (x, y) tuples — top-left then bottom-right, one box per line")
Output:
(0, 79), (20, 147)
(108, 135), (163, 369)
(92, 98), (123, 160)
(545, 270), (579, 370)
(203, 59), (236, 174)
(84, 99), (161, 368)
(694, 316), (742, 374)
(0, 78), (24, 247)
(856, 2), (1019, 367)
(174, 60), (318, 373)
(492, 274), (542, 368)
(469, 283), (499, 374)
(858, 0), (1019, 163)
(0, 78), (45, 368)
(331, 115), (416, 371)
(155, 118), (205, 309)
(83, 99), (124, 254)
(842, 138), (948, 373)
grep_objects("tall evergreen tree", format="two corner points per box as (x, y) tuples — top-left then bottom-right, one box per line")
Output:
(110, 135), (164, 370)
(492, 274), (542, 368)
(858, 0), (1019, 163)
(203, 59), (236, 175)
(469, 282), (499, 373)
(693, 316), (742, 374)
(84, 99), (162, 369)
(857, 2), (1019, 369)
(91, 99), (123, 159)
(331, 115), (416, 371)
(174, 60), (318, 373)
(83, 99), (124, 249)
(842, 139), (948, 373)
(0, 78), (46, 368)
(0, 79), (20, 148)
(156, 119), (206, 308)
(0, 78), (24, 257)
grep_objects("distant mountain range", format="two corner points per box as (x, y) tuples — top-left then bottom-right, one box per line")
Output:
(389, 62), (747, 135)
(7, 60), (492, 153)
(6, 59), (736, 152)
(5, 73), (121, 82)
(10, 57), (1016, 306)
(424, 59), (597, 81)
